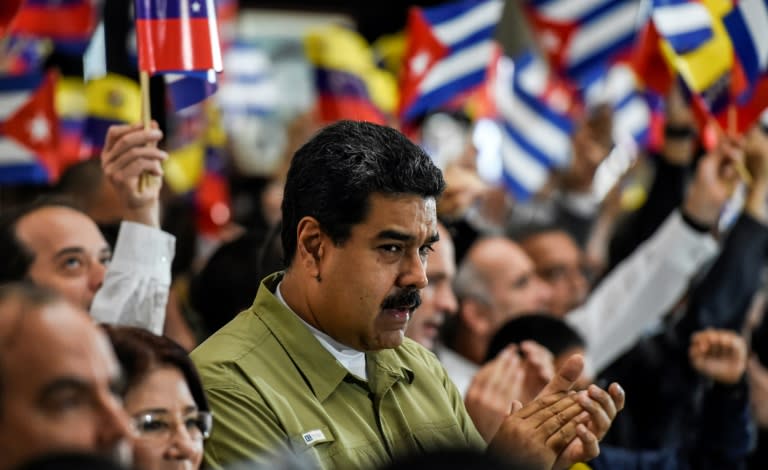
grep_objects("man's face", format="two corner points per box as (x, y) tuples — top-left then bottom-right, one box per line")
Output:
(476, 239), (553, 332)
(312, 194), (437, 351)
(521, 231), (588, 317)
(16, 207), (111, 310)
(0, 300), (132, 470)
(406, 225), (457, 351)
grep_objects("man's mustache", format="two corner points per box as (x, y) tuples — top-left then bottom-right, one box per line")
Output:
(381, 289), (422, 311)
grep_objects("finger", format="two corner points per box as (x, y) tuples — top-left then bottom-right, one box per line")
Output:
(106, 146), (169, 174)
(510, 400), (523, 415)
(103, 123), (144, 154)
(574, 423), (600, 461)
(574, 390), (611, 439)
(542, 409), (583, 456)
(536, 354), (583, 398)
(516, 392), (572, 419)
(534, 401), (585, 437)
(104, 128), (164, 166)
(119, 158), (164, 180)
(608, 383), (626, 412)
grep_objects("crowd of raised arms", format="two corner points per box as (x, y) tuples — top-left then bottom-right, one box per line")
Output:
(1, 98), (768, 470)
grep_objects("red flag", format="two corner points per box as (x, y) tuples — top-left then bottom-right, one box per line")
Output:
(0, 0), (24, 36)
(10, 0), (96, 42)
(135, 0), (223, 74)
(0, 71), (65, 180)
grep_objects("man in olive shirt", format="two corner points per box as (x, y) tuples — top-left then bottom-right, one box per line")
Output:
(192, 121), (624, 469)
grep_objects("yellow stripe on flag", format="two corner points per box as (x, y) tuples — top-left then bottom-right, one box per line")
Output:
(659, 0), (734, 94)
(85, 73), (141, 123)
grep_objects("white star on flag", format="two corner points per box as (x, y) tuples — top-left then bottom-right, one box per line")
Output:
(410, 51), (430, 77)
(191, 1), (201, 13)
(27, 114), (50, 143)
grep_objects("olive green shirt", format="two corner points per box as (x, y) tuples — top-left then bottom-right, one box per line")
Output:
(191, 272), (485, 469)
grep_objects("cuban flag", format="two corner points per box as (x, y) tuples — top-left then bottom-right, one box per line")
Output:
(723, 0), (768, 102)
(399, 0), (503, 123)
(0, 71), (62, 184)
(525, 0), (642, 84)
(496, 53), (575, 200)
(583, 63), (653, 147)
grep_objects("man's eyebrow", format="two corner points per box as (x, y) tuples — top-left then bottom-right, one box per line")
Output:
(376, 230), (415, 242)
(426, 233), (440, 245)
(38, 377), (90, 402)
(52, 247), (86, 259)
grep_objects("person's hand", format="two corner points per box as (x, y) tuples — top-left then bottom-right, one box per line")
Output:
(489, 355), (624, 469)
(560, 105), (613, 193)
(744, 124), (768, 222)
(519, 341), (555, 404)
(682, 135), (744, 227)
(554, 382), (624, 469)
(689, 329), (747, 385)
(465, 345), (525, 443)
(662, 83), (697, 166)
(101, 122), (168, 227)
(437, 163), (488, 220)
(748, 356), (768, 427)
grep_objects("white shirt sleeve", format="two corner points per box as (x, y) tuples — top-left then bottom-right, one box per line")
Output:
(565, 210), (719, 374)
(89, 221), (175, 335)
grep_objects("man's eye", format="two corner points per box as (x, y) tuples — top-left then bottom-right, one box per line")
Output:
(419, 245), (435, 257)
(379, 245), (402, 254)
(61, 257), (84, 271)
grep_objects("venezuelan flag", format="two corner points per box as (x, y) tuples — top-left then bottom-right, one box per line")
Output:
(305, 25), (397, 125)
(83, 74), (141, 152)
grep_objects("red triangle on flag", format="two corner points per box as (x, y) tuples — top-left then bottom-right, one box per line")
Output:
(524, 7), (579, 75)
(2, 71), (63, 179)
(399, 7), (450, 113)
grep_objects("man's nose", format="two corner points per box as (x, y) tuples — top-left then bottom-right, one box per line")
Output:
(399, 251), (429, 290)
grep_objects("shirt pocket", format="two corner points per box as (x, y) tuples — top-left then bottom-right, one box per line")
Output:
(410, 418), (471, 452)
(288, 426), (336, 455)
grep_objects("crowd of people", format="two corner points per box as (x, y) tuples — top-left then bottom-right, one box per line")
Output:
(1, 85), (768, 470)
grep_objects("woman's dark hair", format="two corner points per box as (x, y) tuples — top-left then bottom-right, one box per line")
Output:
(101, 326), (209, 412)
(486, 313), (586, 363)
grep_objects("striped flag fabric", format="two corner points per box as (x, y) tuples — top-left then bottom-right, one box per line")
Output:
(496, 53), (575, 200)
(165, 70), (218, 111)
(217, 44), (278, 118)
(305, 25), (396, 125)
(135, 0), (223, 74)
(82, 74), (141, 153)
(0, 71), (62, 183)
(651, 0), (714, 55)
(723, 0), (768, 102)
(524, 0), (642, 84)
(9, 0), (97, 52)
(399, 0), (503, 123)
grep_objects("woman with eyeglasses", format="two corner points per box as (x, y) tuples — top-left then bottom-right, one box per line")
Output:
(102, 325), (212, 470)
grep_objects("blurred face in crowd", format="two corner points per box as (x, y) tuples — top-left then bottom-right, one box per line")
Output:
(521, 231), (589, 317)
(306, 194), (436, 351)
(470, 238), (553, 333)
(0, 299), (132, 469)
(406, 224), (458, 351)
(125, 367), (206, 470)
(15, 206), (111, 310)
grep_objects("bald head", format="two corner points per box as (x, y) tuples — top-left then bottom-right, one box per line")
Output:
(457, 237), (552, 328)
(0, 283), (131, 470)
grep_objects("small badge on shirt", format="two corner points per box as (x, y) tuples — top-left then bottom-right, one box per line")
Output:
(302, 429), (327, 445)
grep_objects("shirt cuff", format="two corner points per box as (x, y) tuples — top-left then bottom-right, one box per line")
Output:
(656, 210), (719, 272)
(110, 221), (176, 284)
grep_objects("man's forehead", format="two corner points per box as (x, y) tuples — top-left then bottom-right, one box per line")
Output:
(16, 206), (108, 252)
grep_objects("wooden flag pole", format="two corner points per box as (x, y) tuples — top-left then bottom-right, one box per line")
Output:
(138, 70), (159, 193)
(709, 105), (752, 186)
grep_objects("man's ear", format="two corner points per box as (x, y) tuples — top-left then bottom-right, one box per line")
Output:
(460, 299), (493, 337)
(295, 216), (326, 280)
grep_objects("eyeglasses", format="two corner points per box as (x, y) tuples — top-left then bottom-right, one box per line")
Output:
(132, 410), (213, 441)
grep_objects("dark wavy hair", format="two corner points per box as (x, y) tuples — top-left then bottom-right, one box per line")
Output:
(101, 326), (209, 412)
(280, 120), (445, 264)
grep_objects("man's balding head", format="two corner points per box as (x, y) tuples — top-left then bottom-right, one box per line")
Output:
(0, 283), (131, 470)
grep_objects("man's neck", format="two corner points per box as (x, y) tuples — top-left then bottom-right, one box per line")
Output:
(452, 327), (487, 365)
